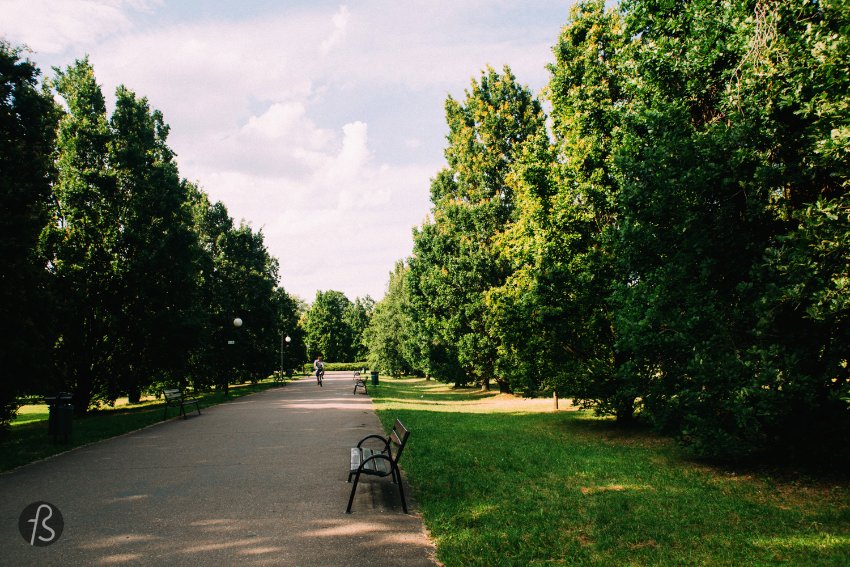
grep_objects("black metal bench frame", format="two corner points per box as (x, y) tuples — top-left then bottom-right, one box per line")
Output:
(347, 418), (409, 513)
(353, 371), (367, 395)
(162, 388), (201, 419)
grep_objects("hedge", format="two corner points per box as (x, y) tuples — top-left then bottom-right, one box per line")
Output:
(302, 362), (370, 373)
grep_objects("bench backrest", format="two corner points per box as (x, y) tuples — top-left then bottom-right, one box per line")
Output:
(162, 388), (183, 402)
(389, 419), (410, 464)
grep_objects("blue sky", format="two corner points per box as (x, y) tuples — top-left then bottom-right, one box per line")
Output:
(2, 0), (579, 302)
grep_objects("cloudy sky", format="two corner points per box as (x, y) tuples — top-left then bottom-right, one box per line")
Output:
(2, 0), (577, 302)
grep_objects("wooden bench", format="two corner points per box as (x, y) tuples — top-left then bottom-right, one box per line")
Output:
(347, 419), (410, 513)
(353, 371), (367, 395)
(162, 388), (201, 419)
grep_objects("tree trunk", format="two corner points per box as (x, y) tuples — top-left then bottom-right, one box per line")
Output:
(615, 398), (635, 425)
(127, 387), (142, 404)
(72, 374), (92, 417)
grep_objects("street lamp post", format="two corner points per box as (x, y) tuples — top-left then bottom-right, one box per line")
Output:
(280, 334), (291, 386)
(226, 317), (243, 396)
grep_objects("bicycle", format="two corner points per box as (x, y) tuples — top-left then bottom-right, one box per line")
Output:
(316, 368), (324, 387)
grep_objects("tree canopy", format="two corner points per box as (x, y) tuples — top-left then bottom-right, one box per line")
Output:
(366, 0), (850, 462)
(0, 53), (301, 422)
(302, 290), (373, 363)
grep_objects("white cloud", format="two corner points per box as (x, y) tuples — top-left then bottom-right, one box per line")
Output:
(320, 5), (350, 54)
(7, 0), (573, 300)
(0, 0), (159, 54)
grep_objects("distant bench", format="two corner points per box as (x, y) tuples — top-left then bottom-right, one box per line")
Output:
(347, 418), (410, 513)
(353, 371), (367, 395)
(162, 388), (201, 419)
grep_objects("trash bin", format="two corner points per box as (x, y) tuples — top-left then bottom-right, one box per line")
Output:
(370, 371), (379, 385)
(46, 392), (73, 443)
(53, 403), (73, 442)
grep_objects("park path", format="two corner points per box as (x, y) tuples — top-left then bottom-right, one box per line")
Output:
(0, 372), (436, 566)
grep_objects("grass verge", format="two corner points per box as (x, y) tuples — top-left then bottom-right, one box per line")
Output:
(0, 379), (293, 472)
(371, 377), (850, 566)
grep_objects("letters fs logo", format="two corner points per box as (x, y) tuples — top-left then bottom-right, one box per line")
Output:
(18, 501), (64, 546)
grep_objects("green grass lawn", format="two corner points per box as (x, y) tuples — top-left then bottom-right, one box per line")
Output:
(0, 379), (295, 472)
(371, 377), (850, 566)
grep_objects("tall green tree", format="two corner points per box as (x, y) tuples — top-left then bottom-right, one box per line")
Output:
(487, 0), (630, 412)
(0, 43), (58, 426)
(546, 0), (629, 417)
(108, 86), (201, 402)
(222, 224), (281, 382)
(364, 262), (419, 376)
(185, 184), (232, 390)
(612, 0), (850, 457)
(735, 0), (850, 459)
(44, 58), (121, 413)
(345, 295), (374, 361)
(274, 287), (306, 374)
(611, 0), (779, 454)
(186, 186), (281, 392)
(303, 290), (354, 362)
(409, 66), (546, 390)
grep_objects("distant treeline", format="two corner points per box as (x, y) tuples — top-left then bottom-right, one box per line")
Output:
(362, 0), (849, 462)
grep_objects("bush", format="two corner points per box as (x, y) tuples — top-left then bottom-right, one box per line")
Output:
(302, 362), (369, 373)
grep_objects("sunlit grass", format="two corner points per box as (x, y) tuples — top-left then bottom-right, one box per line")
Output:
(371, 377), (850, 566)
(11, 404), (50, 426)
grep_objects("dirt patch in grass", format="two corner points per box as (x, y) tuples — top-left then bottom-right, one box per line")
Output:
(377, 378), (578, 413)
(477, 393), (576, 413)
(580, 484), (628, 495)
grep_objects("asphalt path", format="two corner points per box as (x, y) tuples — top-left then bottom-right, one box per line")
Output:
(0, 372), (436, 566)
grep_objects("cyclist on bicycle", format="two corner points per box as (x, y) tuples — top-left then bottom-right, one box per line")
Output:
(314, 355), (325, 386)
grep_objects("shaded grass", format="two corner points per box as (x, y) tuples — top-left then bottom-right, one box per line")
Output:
(0, 380), (290, 472)
(371, 377), (850, 566)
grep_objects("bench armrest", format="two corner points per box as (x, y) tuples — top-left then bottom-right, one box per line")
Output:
(356, 434), (390, 453)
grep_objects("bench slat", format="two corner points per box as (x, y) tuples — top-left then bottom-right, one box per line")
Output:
(350, 448), (391, 476)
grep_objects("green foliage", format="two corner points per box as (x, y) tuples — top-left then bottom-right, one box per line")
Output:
(0, 52), (300, 416)
(363, 261), (420, 376)
(107, 85), (200, 402)
(301, 361), (368, 373)
(0, 43), (58, 427)
(185, 186), (284, 392)
(408, 66), (547, 390)
(302, 290), (373, 363)
(607, 0), (850, 458)
(745, 194), (850, 460)
(304, 290), (353, 361)
(487, 0), (627, 411)
(43, 60), (286, 409)
(394, 0), (850, 460)
(275, 288), (307, 374)
(45, 57), (122, 414)
(345, 295), (375, 361)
